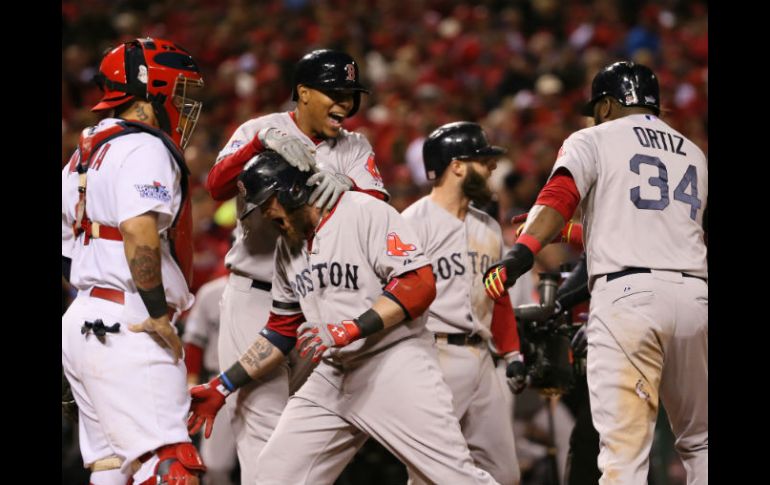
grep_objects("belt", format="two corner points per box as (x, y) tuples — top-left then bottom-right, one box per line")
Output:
(89, 286), (176, 319)
(605, 268), (707, 283)
(434, 333), (484, 346)
(251, 279), (272, 292)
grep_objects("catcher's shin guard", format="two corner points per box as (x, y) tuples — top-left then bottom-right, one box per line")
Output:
(137, 442), (206, 485)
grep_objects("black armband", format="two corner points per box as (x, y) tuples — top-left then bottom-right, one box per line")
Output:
(355, 308), (385, 338)
(221, 361), (251, 392)
(62, 255), (72, 282)
(137, 284), (168, 318)
(259, 328), (296, 355)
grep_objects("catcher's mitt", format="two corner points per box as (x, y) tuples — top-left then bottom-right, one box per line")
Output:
(62, 368), (78, 422)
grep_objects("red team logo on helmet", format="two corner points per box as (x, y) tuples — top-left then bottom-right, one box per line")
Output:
(386, 233), (416, 256)
(345, 63), (356, 81)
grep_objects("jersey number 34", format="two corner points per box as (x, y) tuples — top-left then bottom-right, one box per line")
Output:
(629, 154), (702, 220)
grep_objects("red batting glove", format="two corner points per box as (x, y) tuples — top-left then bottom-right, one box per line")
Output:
(187, 374), (231, 439)
(296, 320), (361, 363)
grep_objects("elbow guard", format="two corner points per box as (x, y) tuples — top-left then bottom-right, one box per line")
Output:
(383, 265), (436, 319)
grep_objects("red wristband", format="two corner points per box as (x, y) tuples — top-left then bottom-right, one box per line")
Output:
(516, 233), (543, 255)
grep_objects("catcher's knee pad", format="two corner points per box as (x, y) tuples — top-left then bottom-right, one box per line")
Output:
(137, 442), (206, 485)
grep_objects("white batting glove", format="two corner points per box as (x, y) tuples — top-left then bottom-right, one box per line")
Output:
(306, 171), (354, 211)
(257, 127), (316, 172)
(504, 351), (527, 395)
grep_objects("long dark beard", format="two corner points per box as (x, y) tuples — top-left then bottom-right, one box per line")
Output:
(284, 207), (313, 256)
(461, 167), (493, 206)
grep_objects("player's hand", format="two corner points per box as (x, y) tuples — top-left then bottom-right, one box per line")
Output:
(504, 351), (528, 394)
(187, 374), (231, 439)
(296, 320), (362, 363)
(128, 315), (183, 363)
(257, 127), (316, 172)
(571, 322), (588, 357)
(306, 171), (354, 211)
(483, 243), (535, 301)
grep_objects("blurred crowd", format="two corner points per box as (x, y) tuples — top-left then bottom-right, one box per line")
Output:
(62, 1), (706, 483)
(63, 0), (707, 284)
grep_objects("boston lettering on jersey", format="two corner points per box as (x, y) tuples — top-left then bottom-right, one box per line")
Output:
(632, 126), (687, 156)
(290, 262), (360, 297)
(433, 251), (493, 281)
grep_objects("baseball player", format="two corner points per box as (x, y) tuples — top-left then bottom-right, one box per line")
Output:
(182, 275), (238, 485)
(484, 61), (708, 484)
(401, 121), (524, 485)
(61, 37), (207, 484)
(189, 151), (500, 484)
(204, 48), (389, 484)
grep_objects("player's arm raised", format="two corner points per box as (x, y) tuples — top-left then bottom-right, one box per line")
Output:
(122, 212), (183, 362)
(296, 265), (436, 363)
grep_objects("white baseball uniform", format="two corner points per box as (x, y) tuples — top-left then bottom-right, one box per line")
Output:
(253, 191), (498, 485)
(61, 118), (194, 483)
(212, 112), (388, 483)
(182, 275), (237, 485)
(402, 196), (520, 485)
(552, 113), (707, 484)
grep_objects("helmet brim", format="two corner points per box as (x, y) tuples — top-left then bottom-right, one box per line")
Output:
(455, 145), (507, 160)
(91, 94), (134, 112)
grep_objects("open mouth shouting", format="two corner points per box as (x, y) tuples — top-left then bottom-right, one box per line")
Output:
(328, 111), (346, 129)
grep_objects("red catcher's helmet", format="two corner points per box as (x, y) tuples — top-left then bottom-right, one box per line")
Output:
(92, 37), (204, 149)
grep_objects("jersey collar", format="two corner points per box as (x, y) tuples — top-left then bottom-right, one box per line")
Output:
(289, 111), (325, 146)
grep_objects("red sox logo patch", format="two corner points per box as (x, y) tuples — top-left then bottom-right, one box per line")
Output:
(345, 63), (356, 81)
(366, 154), (383, 182)
(386, 232), (416, 256)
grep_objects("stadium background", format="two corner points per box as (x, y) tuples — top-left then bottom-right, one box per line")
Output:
(62, 1), (707, 483)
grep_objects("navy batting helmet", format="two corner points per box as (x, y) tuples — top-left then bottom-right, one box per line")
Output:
(422, 122), (506, 181)
(581, 61), (660, 116)
(291, 49), (370, 116)
(237, 150), (312, 219)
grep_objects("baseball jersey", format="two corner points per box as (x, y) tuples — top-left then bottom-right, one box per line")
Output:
(402, 197), (503, 339)
(182, 275), (227, 373)
(215, 112), (389, 281)
(552, 114), (707, 283)
(61, 118), (193, 312)
(270, 191), (430, 362)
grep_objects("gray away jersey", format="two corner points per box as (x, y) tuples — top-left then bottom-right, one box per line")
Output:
(270, 191), (430, 363)
(552, 113), (707, 284)
(402, 197), (503, 340)
(215, 112), (389, 281)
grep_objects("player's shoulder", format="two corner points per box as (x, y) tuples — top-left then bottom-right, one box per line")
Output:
(658, 118), (707, 162)
(468, 205), (502, 231)
(336, 128), (372, 149)
(236, 112), (288, 133)
(401, 195), (431, 219)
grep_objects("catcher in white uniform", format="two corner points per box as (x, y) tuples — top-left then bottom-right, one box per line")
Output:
(484, 61), (708, 485)
(189, 151), (500, 485)
(61, 37), (206, 485)
(203, 49), (388, 484)
(402, 121), (524, 485)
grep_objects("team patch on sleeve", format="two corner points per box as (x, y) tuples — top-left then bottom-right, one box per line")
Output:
(366, 153), (383, 182)
(134, 181), (171, 202)
(216, 139), (245, 161)
(386, 232), (416, 256)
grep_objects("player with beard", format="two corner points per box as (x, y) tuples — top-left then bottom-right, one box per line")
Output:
(401, 122), (524, 485)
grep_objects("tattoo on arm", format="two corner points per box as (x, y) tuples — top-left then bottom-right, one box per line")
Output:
(129, 245), (162, 288)
(240, 338), (277, 376)
(134, 104), (149, 121)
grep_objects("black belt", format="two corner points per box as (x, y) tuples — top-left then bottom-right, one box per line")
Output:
(605, 268), (706, 283)
(251, 279), (272, 292)
(434, 333), (484, 346)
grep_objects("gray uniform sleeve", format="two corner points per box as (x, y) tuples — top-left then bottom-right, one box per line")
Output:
(341, 134), (389, 198)
(270, 243), (302, 315)
(551, 130), (599, 199)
